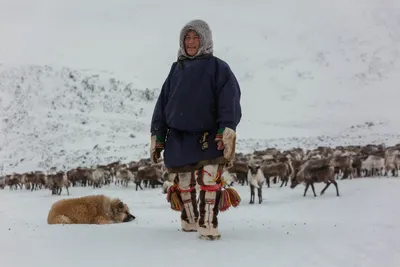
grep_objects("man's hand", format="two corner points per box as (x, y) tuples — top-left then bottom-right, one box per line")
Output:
(150, 135), (164, 164)
(215, 128), (236, 162)
(217, 140), (224, 150)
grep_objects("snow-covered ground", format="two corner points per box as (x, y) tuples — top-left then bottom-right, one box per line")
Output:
(1, 0), (400, 266)
(1, 0), (400, 173)
(0, 178), (399, 267)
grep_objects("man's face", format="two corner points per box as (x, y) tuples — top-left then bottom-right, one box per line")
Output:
(184, 30), (200, 57)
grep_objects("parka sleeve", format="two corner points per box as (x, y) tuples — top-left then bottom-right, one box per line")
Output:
(215, 61), (242, 133)
(150, 63), (176, 143)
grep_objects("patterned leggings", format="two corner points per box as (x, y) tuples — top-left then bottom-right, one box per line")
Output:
(169, 163), (224, 229)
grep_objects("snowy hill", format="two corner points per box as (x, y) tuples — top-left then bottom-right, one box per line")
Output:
(0, 64), (157, 172)
(1, 0), (400, 173)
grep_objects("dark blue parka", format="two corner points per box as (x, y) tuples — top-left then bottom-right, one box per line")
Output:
(150, 20), (242, 169)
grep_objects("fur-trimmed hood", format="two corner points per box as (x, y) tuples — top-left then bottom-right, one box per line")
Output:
(177, 19), (213, 60)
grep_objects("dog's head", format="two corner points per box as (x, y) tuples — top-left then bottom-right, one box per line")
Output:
(111, 199), (136, 223)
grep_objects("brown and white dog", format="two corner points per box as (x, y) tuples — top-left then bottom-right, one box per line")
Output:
(47, 195), (135, 224)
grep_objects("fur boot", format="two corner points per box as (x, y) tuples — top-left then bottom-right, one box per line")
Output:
(173, 172), (199, 232)
(196, 164), (223, 240)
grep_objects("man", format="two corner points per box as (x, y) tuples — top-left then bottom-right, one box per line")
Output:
(150, 19), (242, 240)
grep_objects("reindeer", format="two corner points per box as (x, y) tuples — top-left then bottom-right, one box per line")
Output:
(89, 168), (110, 188)
(5, 174), (23, 190)
(135, 166), (163, 191)
(116, 168), (135, 187)
(361, 155), (385, 177)
(247, 165), (265, 204)
(227, 161), (248, 185)
(330, 155), (353, 180)
(0, 176), (5, 189)
(47, 172), (70, 195)
(384, 148), (400, 177)
(67, 167), (92, 187)
(23, 171), (46, 191)
(290, 159), (339, 197)
(260, 161), (291, 187)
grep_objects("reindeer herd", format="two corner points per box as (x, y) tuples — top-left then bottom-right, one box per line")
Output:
(0, 159), (165, 195)
(239, 142), (399, 203)
(1, 143), (399, 204)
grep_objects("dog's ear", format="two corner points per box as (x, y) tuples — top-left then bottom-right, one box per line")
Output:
(117, 201), (124, 209)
